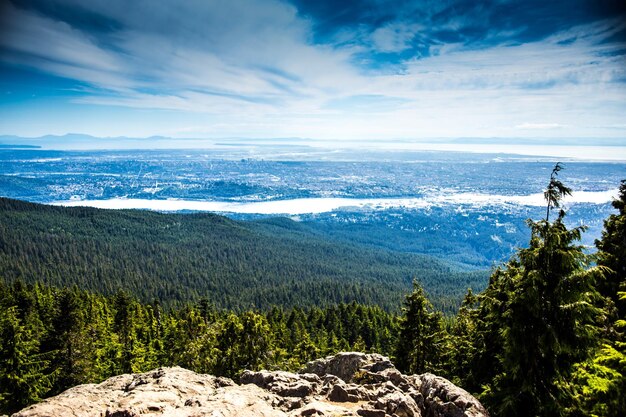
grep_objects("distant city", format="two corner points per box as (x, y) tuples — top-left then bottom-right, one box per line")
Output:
(1, 145), (621, 268)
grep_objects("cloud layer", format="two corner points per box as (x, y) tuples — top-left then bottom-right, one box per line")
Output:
(1, 0), (625, 139)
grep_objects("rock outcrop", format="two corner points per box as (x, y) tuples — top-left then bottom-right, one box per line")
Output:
(12, 352), (489, 417)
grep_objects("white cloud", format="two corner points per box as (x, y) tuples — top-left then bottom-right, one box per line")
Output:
(370, 23), (419, 53)
(0, 2), (131, 89)
(1, 1), (625, 140)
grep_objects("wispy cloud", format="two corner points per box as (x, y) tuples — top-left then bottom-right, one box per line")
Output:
(370, 22), (420, 53)
(0, 2), (130, 89)
(0, 0), (625, 139)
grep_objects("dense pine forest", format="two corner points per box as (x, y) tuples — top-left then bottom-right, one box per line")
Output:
(1, 170), (625, 416)
(0, 281), (399, 413)
(0, 197), (486, 313)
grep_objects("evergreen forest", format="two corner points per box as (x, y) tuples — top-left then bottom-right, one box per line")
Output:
(1, 167), (625, 416)
(0, 197), (486, 313)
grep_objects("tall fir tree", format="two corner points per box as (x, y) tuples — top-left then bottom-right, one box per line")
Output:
(595, 179), (626, 318)
(482, 164), (606, 417)
(569, 289), (626, 417)
(394, 280), (445, 375)
(568, 179), (626, 417)
(113, 290), (137, 374)
(444, 288), (480, 389)
(49, 288), (95, 393)
(0, 306), (51, 413)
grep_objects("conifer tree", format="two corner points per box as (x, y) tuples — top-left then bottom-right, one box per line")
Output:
(595, 180), (626, 318)
(569, 289), (626, 417)
(215, 311), (273, 378)
(113, 290), (136, 373)
(0, 306), (50, 413)
(86, 296), (120, 382)
(445, 288), (480, 388)
(483, 164), (606, 417)
(461, 266), (515, 395)
(238, 311), (274, 371)
(49, 288), (94, 393)
(567, 180), (626, 417)
(165, 306), (217, 373)
(394, 280), (444, 374)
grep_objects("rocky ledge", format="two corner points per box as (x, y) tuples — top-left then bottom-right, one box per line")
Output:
(12, 352), (489, 417)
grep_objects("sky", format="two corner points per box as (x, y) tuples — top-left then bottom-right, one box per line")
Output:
(1, 0), (625, 143)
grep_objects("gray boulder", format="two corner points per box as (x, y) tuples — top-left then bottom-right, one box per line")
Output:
(12, 353), (489, 417)
(241, 370), (321, 398)
(12, 367), (285, 417)
(303, 352), (394, 383)
(417, 373), (489, 417)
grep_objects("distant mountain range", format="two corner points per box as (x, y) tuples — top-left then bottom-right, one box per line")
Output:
(2, 133), (625, 151)
(0, 144), (41, 149)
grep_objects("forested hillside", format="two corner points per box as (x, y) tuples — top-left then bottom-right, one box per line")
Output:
(0, 197), (486, 312)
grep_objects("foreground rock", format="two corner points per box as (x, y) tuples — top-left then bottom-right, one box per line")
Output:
(13, 352), (489, 417)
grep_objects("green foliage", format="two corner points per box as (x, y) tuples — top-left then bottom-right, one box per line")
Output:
(569, 341), (626, 417)
(566, 181), (626, 417)
(48, 288), (96, 393)
(456, 266), (512, 393)
(0, 197), (487, 313)
(543, 162), (572, 222)
(595, 180), (626, 318)
(442, 288), (481, 388)
(471, 165), (608, 416)
(0, 278), (399, 414)
(212, 312), (275, 378)
(394, 280), (445, 374)
(0, 305), (51, 413)
(487, 219), (604, 416)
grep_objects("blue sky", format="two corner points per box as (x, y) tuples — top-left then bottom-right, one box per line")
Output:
(0, 0), (625, 141)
